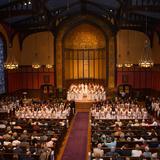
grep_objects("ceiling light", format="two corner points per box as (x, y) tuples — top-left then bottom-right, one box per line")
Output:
(28, 1), (31, 5)
(46, 64), (53, 69)
(139, 15), (154, 68)
(4, 57), (18, 70)
(116, 35), (123, 68)
(32, 35), (41, 69)
(32, 63), (41, 69)
(45, 33), (53, 69)
(4, 1), (18, 70)
(116, 64), (123, 68)
(124, 31), (133, 68)
(139, 40), (154, 68)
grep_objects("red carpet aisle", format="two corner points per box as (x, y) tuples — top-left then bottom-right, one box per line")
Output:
(61, 112), (89, 160)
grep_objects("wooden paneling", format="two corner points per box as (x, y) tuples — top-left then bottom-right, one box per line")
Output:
(7, 66), (54, 93)
(117, 65), (160, 91)
(6, 65), (160, 93)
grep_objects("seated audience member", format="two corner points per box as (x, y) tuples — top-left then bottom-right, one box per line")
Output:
(113, 119), (123, 127)
(93, 153), (103, 160)
(3, 143), (13, 160)
(151, 118), (158, 126)
(100, 134), (106, 142)
(127, 121), (133, 127)
(0, 122), (6, 129)
(46, 138), (54, 148)
(12, 139), (21, 147)
(92, 131), (99, 144)
(103, 137), (117, 149)
(143, 146), (152, 158)
(119, 134), (126, 142)
(114, 128), (124, 137)
(93, 143), (104, 158)
(151, 152), (158, 159)
(13, 143), (23, 159)
(132, 119), (140, 127)
(141, 119), (148, 126)
(131, 144), (142, 157)
(39, 146), (51, 160)
(20, 130), (29, 141)
(133, 136), (145, 142)
(106, 146), (120, 157)
(24, 150), (34, 160)
(117, 144), (131, 156)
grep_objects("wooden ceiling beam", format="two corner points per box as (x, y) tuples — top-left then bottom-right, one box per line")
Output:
(129, 5), (160, 12)
(0, 0), (25, 10)
(0, 10), (32, 20)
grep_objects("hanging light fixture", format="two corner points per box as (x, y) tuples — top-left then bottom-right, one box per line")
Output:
(116, 34), (123, 68)
(4, 1), (18, 70)
(46, 63), (52, 69)
(4, 56), (18, 70)
(4, 44), (19, 70)
(116, 54), (123, 68)
(139, 39), (154, 68)
(124, 30), (133, 68)
(139, 15), (154, 68)
(45, 32), (53, 69)
(124, 51), (133, 67)
(32, 53), (41, 69)
(32, 34), (41, 69)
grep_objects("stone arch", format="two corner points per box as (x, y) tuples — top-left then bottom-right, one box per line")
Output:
(55, 14), (116, 89)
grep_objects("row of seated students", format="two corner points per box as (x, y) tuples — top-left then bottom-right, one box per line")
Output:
(0, 96), (74, 160)
(0, 96), (75, 119)
(91, 97), (148, 120)
(90, 97), (160, 160)
(15, 102), (71, 119)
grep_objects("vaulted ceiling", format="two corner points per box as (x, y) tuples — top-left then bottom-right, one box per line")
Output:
(0, 0), (160, 36)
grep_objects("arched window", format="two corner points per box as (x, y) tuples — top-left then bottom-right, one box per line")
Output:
(0, 37), (5, 94)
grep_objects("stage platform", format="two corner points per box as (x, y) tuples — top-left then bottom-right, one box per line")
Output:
(76, 101), (93, 112)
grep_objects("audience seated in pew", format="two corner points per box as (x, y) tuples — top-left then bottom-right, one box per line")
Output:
(0, 96), (74, 160)
(91, 97), (160, 160)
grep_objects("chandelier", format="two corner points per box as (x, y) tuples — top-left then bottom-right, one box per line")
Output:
(116, 63), (123, 68)
(32, 34), (41, 69)
(139, 15), (154, 68)
(46, 63), (53, 69)
(32, 53), (41, 69)
(116, 54), (123, 68)
(4, 2), (18, 70)
(32, 63), (41, 69)
(116, 34), (123, 68)
(124, 30), (133, 68)
(139, 39), (154, 68)
(124, 51), (133, 68)
(124, 63), (133, 68)
(45, 33), (53, 69)
(4, 57), (18, 70)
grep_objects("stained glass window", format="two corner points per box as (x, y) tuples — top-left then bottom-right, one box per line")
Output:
(0, 38), (5, 94)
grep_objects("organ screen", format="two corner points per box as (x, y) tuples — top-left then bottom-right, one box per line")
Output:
(64, 48), (106, 80)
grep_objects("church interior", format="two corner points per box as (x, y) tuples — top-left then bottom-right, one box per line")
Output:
(0, 0), (160, 160)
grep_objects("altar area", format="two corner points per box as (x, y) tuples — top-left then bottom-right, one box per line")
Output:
(67, 83), (106, 102)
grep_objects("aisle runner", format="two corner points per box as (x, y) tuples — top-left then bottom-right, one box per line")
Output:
(62, 112), (89, 160)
